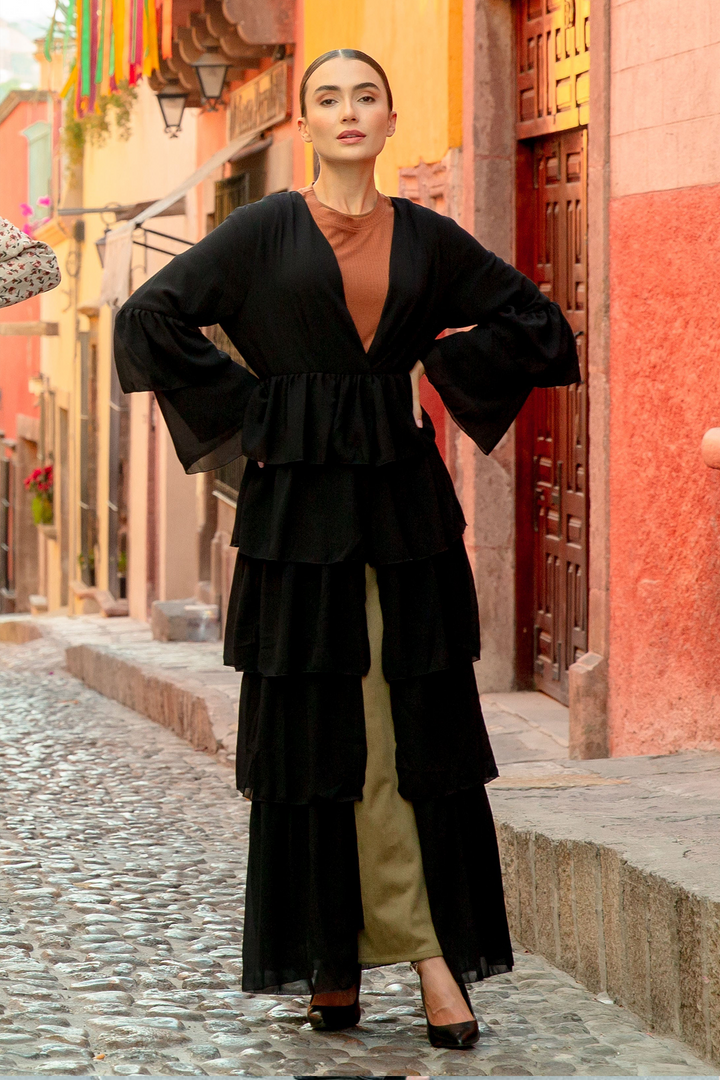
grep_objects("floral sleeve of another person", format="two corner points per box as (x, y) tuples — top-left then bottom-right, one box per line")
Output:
(0, 217), (61, 308)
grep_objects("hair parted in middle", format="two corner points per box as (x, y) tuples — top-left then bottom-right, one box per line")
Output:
(299, 49), (394, 117)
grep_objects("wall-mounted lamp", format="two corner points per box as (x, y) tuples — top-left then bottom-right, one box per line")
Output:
(95, 228), (110, 268)
(191, 47), (230, 110)
(157, 84), (189, 137)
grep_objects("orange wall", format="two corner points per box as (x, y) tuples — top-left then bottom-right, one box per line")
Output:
(608, 183), (720, 755)
(0, 98), (46, 443)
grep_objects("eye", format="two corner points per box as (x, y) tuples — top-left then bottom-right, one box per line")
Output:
(319, 96), (337, 107)
(358, 94), (376, 103)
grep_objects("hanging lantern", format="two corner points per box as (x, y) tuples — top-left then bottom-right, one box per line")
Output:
(95, 228), (109, 268)
(191, 47), (230, 110)
(157, 83), (189, 136)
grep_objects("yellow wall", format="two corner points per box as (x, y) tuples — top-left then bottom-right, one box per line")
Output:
(37, 80), (199, 613)
(303, 0), (463, 194)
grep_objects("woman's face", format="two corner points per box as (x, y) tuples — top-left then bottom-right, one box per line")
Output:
(298, 57), (396, 165)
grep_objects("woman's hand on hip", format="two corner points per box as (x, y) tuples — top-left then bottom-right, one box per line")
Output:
(410, 360), (425, 428)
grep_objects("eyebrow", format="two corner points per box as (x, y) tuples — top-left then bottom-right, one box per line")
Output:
(313, 82), (381, 95)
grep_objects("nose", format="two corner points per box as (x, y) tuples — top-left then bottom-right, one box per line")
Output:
(340, 94), (358, 123)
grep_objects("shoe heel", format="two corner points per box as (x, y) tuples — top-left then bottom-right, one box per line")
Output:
(413, 963), (479, 1050)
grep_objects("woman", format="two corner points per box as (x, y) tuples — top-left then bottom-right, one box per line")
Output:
(114, 49), (579, 1049)
(0, 216), (60, 307)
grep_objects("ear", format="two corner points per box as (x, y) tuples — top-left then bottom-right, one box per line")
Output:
(386, 111), (397, 138)
(297, 115), (313, 143)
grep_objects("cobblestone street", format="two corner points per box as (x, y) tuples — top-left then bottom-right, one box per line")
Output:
(0, 638), (714, 1077)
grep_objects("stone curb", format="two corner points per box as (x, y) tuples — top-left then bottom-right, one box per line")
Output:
(494, 820), (720, 1067)
(0, 617), (43, 644)
(64, 643), (237, 761)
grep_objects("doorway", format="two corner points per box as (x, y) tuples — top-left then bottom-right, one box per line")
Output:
(514, 0), (590, 705)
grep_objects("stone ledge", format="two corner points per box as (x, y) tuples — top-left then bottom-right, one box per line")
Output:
(0, 617), (44, 643)
(492, 786), (720, 1066)
(64, 643), (237, 761)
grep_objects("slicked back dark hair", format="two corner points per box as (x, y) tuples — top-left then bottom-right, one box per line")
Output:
(299, 49), (393, 117)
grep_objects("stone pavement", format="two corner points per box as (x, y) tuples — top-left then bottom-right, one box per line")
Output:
(0, 635), (715, 1076)
(0, 616), (573, 772)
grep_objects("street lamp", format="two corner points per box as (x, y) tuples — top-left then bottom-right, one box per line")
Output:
(191, 47), (230, 110)
(157, 83), (189, 137)
(95, 227), (109, 268)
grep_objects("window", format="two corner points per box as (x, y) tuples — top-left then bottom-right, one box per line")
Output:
(21, 121), (52, 210)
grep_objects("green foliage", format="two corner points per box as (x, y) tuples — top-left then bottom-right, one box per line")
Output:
(62, 81), (138, 165)
(44, 0), (75, 62)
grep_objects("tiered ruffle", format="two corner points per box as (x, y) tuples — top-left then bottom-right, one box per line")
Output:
(221, 373), (498, 805)
(242, 784), (512, 994)
(241, 371), (435, 465)
(232, 450), (466, 564)
(225, 538), (480, 678)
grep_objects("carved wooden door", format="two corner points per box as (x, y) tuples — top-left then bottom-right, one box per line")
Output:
(524, 129), (588, 703)
(516, 0), (590, 141)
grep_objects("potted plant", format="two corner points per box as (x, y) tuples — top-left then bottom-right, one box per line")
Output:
(24, 464), (53, 525)
(117, 548), (127, 598)
(78, 550), (96, 587)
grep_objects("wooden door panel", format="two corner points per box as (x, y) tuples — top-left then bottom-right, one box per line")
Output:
(517, 0), (590, 140)
(522, 127), (588, 704)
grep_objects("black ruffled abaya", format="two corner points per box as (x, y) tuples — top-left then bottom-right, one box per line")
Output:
(113, 190), (580, 994)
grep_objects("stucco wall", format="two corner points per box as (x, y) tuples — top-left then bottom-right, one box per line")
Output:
(608, 0), (720, 754)
(0, 97), (47, 444)
(303, 0), (463, 194)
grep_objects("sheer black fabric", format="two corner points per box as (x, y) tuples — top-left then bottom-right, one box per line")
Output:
(241, 371), (435, 465)
(241, 785), (512, 995)
(236, 672), (368, 802)
(224, 538), (479, 678)
(390, 665), (498, 799)
(376, 539), (480, 679)
(232, 450), (466, 565)
(414, 784), (513, 983)
(114, 189), (578, 998)
(422, 213), (580, 455)
(113, 307), (261, 474)
(115, 192), (580, 476)
(224, 558), (370, 676)
(236, 665), (496, 804)
(231, 537), (492, 803)
(242, 800), (363, 994)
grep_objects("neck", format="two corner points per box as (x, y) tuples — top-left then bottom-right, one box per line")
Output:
(313, 159), (378, 215)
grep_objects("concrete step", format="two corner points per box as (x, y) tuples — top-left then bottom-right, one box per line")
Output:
(488, 752), (720, 1067)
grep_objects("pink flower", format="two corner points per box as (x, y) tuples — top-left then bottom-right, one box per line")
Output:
(20, 202), (33, 217)
(37, 196), (51, 207)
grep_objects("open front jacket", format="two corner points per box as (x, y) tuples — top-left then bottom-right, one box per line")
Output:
(114, 191), (580, 805)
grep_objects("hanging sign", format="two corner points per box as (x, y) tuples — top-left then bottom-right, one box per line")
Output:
(227, 60), (291, 141)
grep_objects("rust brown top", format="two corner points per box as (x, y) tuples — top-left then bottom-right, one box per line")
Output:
(300, 184), (394, 353)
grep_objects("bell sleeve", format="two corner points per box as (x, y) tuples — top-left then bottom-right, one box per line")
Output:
(422, 216), (581, 455)
(113, 207), (262, 474)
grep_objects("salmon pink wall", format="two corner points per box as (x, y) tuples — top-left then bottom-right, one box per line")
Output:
(0, 97), (46, 444)
(608, 182), (720, 755)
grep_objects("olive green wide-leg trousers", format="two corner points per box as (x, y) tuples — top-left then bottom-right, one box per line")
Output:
(354, 565), (443, 966)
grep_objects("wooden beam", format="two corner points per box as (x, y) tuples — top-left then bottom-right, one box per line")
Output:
(0, 321), (59, 336)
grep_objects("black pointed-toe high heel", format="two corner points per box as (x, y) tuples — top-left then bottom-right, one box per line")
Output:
(412, 961), (479, 1049)
(307, 968), (362, 1032)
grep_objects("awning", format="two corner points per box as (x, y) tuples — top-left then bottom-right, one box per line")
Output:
(100, 126), (272, 307)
